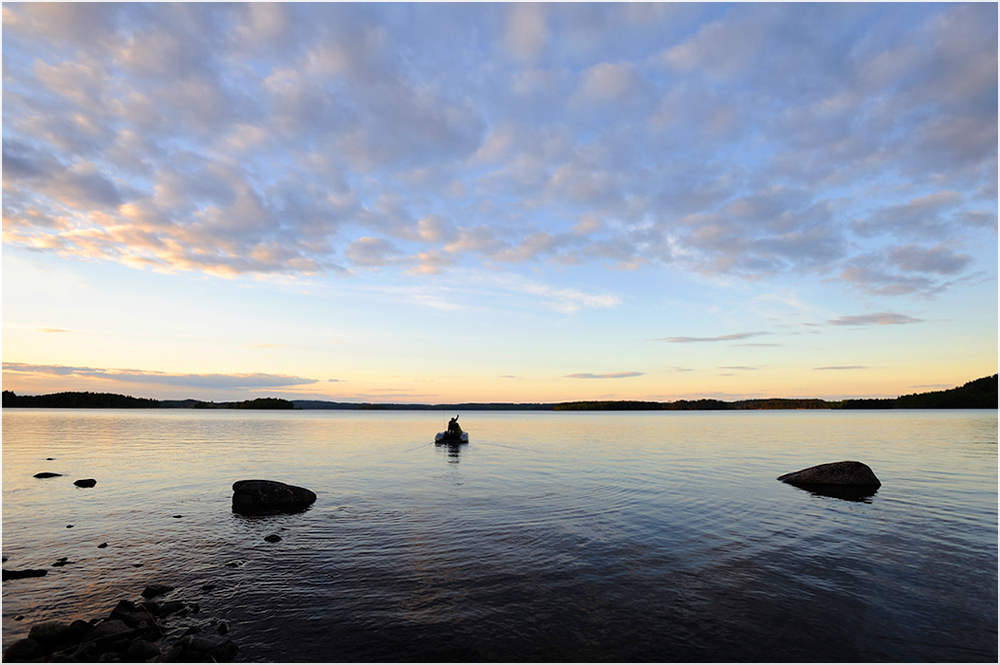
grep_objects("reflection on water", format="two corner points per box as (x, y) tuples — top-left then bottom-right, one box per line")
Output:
(780, 483), (880, 502)
(435, 441), (465, 464)
(2, 409), (997, 662)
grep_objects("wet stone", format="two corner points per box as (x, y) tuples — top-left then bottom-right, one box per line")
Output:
(141, 583), (175, 599)
(3, 569), (48, 581)
(3, 587), (240, 663)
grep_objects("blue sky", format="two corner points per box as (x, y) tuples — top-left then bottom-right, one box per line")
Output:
(2, 2), (997, 403)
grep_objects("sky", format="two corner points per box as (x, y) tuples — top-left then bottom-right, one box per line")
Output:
(2, 2), (997, 404)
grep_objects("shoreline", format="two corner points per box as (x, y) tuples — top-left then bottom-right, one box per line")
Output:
(2, 372), (997, 412)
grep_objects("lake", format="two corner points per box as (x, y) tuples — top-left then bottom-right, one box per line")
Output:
(2, 409), (997, 661)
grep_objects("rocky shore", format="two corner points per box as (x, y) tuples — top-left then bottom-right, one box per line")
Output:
(2, 584), (239, 662)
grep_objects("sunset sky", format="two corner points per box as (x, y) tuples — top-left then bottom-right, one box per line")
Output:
(3, 2), (997, 404)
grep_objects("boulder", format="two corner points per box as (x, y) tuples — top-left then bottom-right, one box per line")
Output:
(777, 461), (881, 488)
(2, 638), (42, 662)
(264, 534), (282, 543)
(86, 619), (131, 642)
(232, 479), (316, 515)
(74, 478), (97, 488)
(175, 633), (240, 662)
(33, 472), (63, 479)
(124, 638), (161, 661)
(28, 621), (76, 646)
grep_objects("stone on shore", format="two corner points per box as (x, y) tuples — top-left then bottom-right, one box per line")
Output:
(777, 461), (881, 488)
(232, 479), (316, 515)
(2, 586), (239, 663)
(74, 478), (97, 488)
(27, 621), (79, 645)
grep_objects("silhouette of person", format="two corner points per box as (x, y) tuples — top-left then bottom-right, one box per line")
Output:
(448, 415), (462, 435)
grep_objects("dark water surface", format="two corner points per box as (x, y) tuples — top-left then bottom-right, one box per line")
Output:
(2, 409), (996, 661)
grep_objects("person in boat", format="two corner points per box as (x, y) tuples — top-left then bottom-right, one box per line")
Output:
(447, 415), (462, 435)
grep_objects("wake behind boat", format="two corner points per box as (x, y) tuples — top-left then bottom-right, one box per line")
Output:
(436, 414), (469, 444)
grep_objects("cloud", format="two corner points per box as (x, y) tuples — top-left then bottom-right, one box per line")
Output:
(853, 192), (963, 239)
(0, 2), (993, 297)
(658, 332), (770, 343)
(2, 362), (317, 389)
(35, 328), (70, 333)
(837, 244), (972, 296)
(814, 365), (867, 370)
(828, 313), (922, 326)
(887, 244), (972, 275)
(346, 237), (402, 267)
(565, 372), (644, 379)
(504, 3), (548, 63)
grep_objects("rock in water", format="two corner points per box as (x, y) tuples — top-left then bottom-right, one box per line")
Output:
(3, 569), (48, 581)
(777, 461), (881, 488)
(231, 479), (317, 515)
(140, 584), (174, 599)
(74, 478), (97, 488)
(33, 472), (62, 479)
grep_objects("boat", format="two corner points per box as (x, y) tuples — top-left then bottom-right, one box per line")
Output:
(435, 431), (469, 444)
(437, 415), (468, 444)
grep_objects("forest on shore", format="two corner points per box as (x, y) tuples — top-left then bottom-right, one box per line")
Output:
(2, 374), (995, 411)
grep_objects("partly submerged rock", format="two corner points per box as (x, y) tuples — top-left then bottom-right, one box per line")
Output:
(3, 569), (48, 581)
(33, 472), (63, 479)
(232, 479), (316, 515)
(140, 583), (175, 599)
(74, 478), (97, 488)
(777, 461), (881, 488)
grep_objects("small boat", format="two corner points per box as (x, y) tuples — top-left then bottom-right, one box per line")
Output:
(437, 415), (468, 444)
(435, 431), (469, 444)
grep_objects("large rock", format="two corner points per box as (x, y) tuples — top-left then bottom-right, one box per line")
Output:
(777, 461), (881, 488)
(231, 479), (317, 515)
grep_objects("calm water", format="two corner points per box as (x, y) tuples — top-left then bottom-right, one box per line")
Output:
(2, 409), (996, 662)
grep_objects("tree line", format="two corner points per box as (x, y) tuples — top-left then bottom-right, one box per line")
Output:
(3, 374), (995, 411)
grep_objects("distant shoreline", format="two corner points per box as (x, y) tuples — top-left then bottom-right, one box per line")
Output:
(2, 375), (996, 411)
